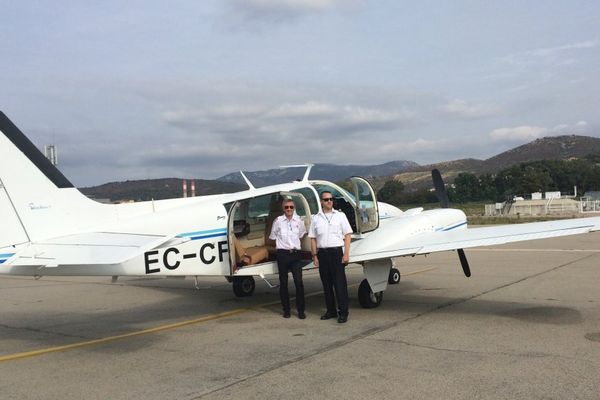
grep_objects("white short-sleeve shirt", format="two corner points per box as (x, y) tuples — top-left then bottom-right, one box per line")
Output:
(308, 210), (353, 248)
(269, 214), (307, 250)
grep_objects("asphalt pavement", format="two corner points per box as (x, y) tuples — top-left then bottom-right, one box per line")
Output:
(1, 233), (599, 399)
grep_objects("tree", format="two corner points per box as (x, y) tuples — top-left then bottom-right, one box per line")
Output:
(450, 172), (479, 203)
(377, 180), (405, 205)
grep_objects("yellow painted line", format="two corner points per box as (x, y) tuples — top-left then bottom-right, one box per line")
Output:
(0, 308), (251, 363)
(0, 266), (437, 363)
(402, 266), (438, 276)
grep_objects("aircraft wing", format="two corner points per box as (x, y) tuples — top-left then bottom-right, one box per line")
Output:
(7, 232), (184, 267)
(350, 217), (600, 263)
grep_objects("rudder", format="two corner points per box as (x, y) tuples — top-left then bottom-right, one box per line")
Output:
(0, 111), (107, 244)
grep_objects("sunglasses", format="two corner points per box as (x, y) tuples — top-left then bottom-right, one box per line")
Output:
(284, 205), (295, 209)
(321, 198), (333, 202)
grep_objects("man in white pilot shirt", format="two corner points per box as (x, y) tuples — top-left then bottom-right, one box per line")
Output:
(269, 198), (308, 319)
(309, 191), (353, 323)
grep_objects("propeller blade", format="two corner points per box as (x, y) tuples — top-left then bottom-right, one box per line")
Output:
(431, 169), (450, 208)
(457, 248), (471, 277)
(432, 169), (470, 276)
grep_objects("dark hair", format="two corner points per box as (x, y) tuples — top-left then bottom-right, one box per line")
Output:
(320, 191), (332, 200)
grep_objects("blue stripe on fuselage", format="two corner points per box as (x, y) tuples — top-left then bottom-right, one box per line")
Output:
(178, 228), (227, 237)
(188, 233), (227, 241)
(442, 221), (467, 231)
(178, 228), (227, 242)
(0, 253), (15, 264)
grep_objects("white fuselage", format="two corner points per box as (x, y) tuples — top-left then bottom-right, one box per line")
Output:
(0, 174), (466, 278)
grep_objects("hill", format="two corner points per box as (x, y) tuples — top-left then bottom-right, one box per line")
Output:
(482, 135), (600, 172)
(80, 178), (246, 202)
(388, 135), (600, 190)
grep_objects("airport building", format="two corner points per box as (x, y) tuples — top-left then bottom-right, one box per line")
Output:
(484, 190), (599, 216)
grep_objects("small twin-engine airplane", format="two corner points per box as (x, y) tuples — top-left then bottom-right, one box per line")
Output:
(2, 111), (600, 308)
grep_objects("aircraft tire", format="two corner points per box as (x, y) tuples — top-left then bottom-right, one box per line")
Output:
(358, 279), (383, 308)
(388, 268), (401, 284)
(232, 276), (255, 297)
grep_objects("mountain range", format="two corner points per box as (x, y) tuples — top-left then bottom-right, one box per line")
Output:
(80, 135), (600, 201)
(216, 161), (419, 187)
(80, 178), (246, 202)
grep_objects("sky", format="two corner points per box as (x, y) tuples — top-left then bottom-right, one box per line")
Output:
(1, 0), (599, 186)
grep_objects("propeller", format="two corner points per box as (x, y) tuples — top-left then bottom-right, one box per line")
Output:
(431, 169), (449, 208)
(431, 169), (471, 278)
(457, 248), (471, 278)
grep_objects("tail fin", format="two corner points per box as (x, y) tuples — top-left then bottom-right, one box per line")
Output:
(0, 111), (106, 245)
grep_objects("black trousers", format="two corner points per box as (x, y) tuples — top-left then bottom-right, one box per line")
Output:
(317, 247), (348, 316)
(276, 250), (305, 313)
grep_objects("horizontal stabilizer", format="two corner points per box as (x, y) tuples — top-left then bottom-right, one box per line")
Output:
(6, 232), (183, 267)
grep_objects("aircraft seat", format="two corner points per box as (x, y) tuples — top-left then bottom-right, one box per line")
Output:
(233, 237), (268, 266)
(265, 199), (282, 254)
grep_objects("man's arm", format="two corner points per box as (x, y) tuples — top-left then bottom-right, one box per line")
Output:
(310, 238), (319, 267)
(299, 219), (307, 237)
(269, 218), (279, 240)
(342, 233), (351, 265)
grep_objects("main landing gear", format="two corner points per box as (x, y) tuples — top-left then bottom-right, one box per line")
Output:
(358, 279), (383, 308)
(232, 276), (255, 297)
(229, 266), (399, 306)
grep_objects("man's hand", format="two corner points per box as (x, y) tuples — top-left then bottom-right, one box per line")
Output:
(342, 254), (349, 265)
(313, 256), (319, 267)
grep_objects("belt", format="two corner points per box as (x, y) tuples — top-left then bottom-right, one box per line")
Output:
(318, 247), (342, 251)
(277, 249), (300, 253)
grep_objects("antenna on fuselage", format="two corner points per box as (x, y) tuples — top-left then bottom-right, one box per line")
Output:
(239, 171), (256, 190)
(279, 164), (314, 182)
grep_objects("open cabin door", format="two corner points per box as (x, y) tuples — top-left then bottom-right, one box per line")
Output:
(279, 191), (313, 263)
(227, 191), (312, 276)
(350, 176), (379, 234)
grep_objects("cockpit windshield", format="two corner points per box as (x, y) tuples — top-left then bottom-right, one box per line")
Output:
(310, 182), (358, 232)
(311, 183), (355, 203)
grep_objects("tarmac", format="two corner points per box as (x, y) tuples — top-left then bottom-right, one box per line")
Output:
(1, 232), (600, 399)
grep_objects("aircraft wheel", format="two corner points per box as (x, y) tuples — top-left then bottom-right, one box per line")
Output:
(388, 268), (401, 284)
(358, 279), (383, 308)
(232, 276), (255, 297)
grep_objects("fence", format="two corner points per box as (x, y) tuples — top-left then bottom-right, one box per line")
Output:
(485, 199), (587, 216)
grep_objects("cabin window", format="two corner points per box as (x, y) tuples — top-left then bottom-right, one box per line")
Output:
(291, 187), (319, 215)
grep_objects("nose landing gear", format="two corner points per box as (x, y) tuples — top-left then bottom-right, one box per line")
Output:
(232, 276), (255, 297)
(388, 268), (401, 284)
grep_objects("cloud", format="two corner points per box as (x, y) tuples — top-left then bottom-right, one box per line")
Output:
(496, 41), (598, 93)
(269, 101), (337, 118)
(440, 99), (499, 119)
(25, 75), (592, 187)
(223, 0), (356, 25)
(501, 40), (597, 67)
(161, 100), (415, 148)
(489, 125), (548, 142)
(489, 121), (590, 143)
(529, 40), (597, 57)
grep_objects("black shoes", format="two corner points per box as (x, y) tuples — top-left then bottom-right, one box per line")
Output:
(321, 312), (348, 322)
(284, 311), (306, 319)
(320, 312), (337, 320)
